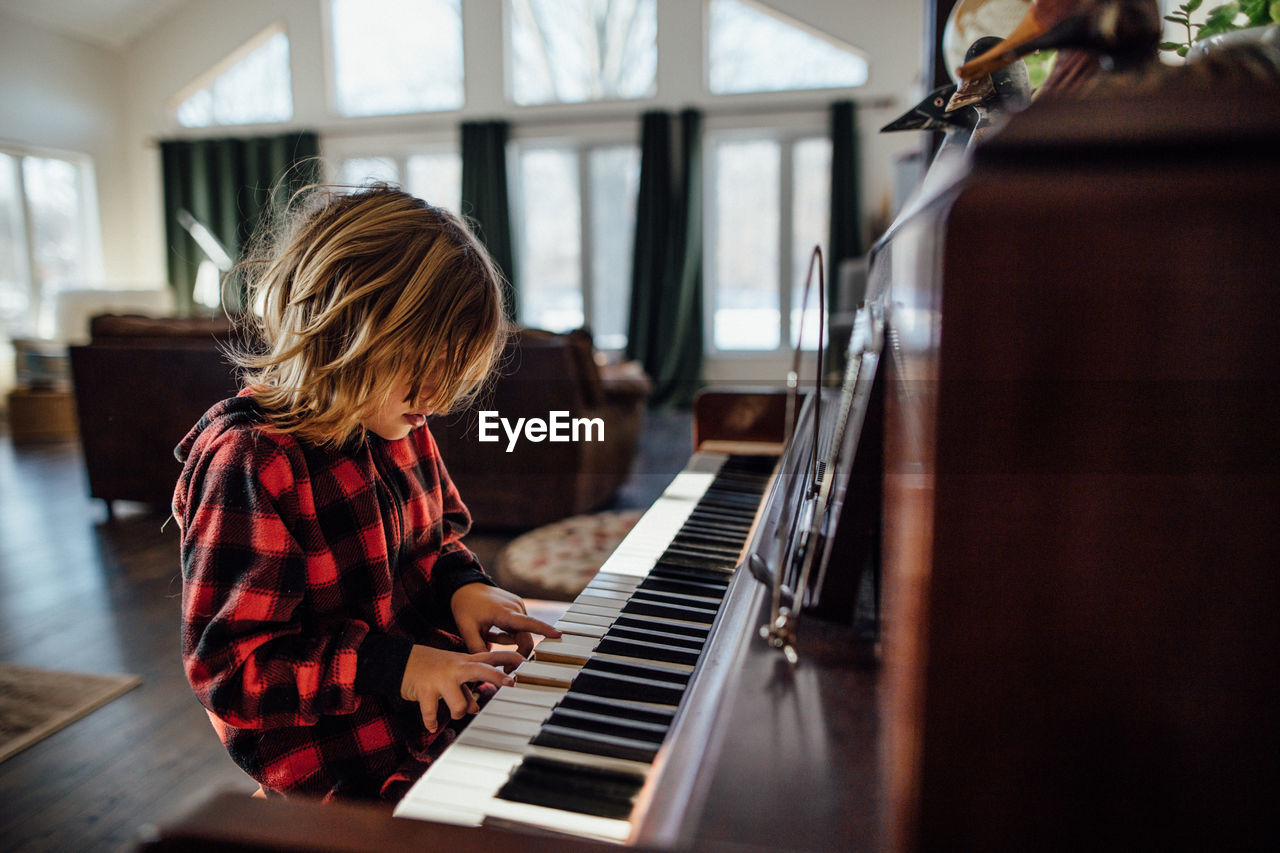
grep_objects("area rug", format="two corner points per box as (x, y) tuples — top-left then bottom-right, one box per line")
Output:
(0, 663), (141, 763)
(493, 508), (646, 601)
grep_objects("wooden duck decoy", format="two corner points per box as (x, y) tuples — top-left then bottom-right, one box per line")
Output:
(880, 83), (977, 134)
(957, 0), (1161, 98)
(947, 36), (1033, 146)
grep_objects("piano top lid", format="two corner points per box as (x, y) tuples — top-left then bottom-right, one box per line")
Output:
(969, 77), (1280, 162)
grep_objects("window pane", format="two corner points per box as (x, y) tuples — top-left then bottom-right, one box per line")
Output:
(176, 30), (292, 128)
(0, 153), (30, 337)
(588, 145), (639, 350)
(713, 139), (779, 351)
(791, 138), (831, 349)
(406, 153), (462, 214)
(332, 0), (464, 117)
(509, 0), (657, 106)
(337, 157), (400, 187)
(22, 157), (87, 336)
(709, 0), (868, 95)
(517, 148), (583, 332)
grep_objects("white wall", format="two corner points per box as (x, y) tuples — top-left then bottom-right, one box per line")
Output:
(0, 11), (137, 286)
(5, 1), (926, 382)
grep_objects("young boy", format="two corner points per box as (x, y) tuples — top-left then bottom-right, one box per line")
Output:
(172, 185), (559, 801)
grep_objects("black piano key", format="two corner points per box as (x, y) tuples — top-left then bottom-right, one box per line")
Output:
(611, 613), (710, 640)
(653, 549), (739, 572)
(571, 669), (685, 705)
(649, 561), (736, 582)
(532, 724), (660, 764)
(628, 586), (722, 606)
(637, 575), (730, 597)
(546, 707), (669, 742)
(622, 597), (719, 624)
(603, 624), (706, 652)
(583, 657), (691, 685)
(555, 693), (676, 727)
(497, 756), (644, 820)
(595, 636), (702, 667)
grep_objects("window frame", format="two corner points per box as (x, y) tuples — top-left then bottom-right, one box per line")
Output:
(323, 132), (463, 210)
(324, 0), (466, 120)
(703, 125), (831, 358)
(168, 22), (294, 130)
(510, 128), (641, 351)
(0, 143), (103, 340)
(503, 0), (660, 109)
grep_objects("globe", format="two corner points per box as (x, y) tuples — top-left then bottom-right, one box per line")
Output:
(942, 0), (1034, 83)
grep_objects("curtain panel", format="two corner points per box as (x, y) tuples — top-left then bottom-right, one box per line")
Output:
(460, 120), (517, 322)
(828, 99), (864, 313)
(626, 108), (704, 409)
(160, 131), (319, 316)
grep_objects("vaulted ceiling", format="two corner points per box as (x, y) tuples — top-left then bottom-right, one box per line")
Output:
(0, 0), (191, 50)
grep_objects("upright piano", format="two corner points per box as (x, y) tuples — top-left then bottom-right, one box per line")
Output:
(141, 80), (1279, 853)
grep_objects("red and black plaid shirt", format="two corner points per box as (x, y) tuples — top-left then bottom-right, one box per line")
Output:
(173, 393), (492, 800)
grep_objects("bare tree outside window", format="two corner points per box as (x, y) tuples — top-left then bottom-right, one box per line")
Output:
(509, 0), (657, 106)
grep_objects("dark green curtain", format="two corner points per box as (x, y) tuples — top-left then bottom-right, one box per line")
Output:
(460, 120), (517, 321)
(626, 109), (704, 409)
(160, 131), (319, 316)
(828, 99), (864, 313)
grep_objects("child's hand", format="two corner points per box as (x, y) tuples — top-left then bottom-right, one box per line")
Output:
(400, 644), (523, 734)
(450, 583), (562, 657)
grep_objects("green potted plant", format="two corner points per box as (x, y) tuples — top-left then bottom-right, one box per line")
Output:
(1162, 0), (1280, 58)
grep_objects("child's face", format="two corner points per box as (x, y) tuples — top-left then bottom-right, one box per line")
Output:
(361, 379), (433, 441)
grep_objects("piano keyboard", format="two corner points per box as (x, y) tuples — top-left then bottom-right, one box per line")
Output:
(395, 451), (777, 842)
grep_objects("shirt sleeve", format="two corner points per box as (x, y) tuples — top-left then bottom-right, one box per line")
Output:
(409, 427), (494, 627)
(179, 430), (405, 730)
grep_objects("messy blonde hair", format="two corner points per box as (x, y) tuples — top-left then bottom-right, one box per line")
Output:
(232, 184), (507, 445)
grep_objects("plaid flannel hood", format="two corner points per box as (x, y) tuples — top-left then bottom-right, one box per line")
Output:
(172, 393), (491, 799)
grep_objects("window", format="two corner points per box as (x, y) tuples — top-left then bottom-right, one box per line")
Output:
(507, 0), (657, 106)
(330, 0), (464, 117)
(514, 141), (640, 349)
(0, 148), (100, 340)
(707, 133), (831, 353)
(708, 0), (868, 95)
(173, 26), (292, 128)
(334, 152), (462, 214)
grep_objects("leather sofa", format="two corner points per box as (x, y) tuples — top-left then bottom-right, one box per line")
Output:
(69, 319), (649, 527)
(69, 314), (240, 515)
(430, 328), (651, 531)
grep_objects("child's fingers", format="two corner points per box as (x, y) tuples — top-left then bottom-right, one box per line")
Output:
(458, 622), (489, 655)
(461, 658), (522, 685)
(440, 682), (470, 721)
(473, 650), (526, 671)
(495, 612), (562, 640)
(418, 691), (441, 733)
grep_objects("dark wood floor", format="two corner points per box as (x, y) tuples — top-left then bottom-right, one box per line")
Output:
(0, 410), (691, 852)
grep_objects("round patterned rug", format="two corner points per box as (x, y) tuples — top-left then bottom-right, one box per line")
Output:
(492, 508), (645, 601)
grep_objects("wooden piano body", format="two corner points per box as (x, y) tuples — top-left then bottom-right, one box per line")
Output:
(140, 82), (1279, 852)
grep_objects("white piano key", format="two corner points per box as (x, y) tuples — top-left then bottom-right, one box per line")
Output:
(407, 779), (635, 844)
(560, 610), (614, 627)
(425, 759), (513, 791)
(567, 602), (624, 618)
(554, 620), (609, 639)
(576, 592), (628, 607)
(468, 713), (543, 739)
(514, 659), (582, 688)
(487, 684), (566, 708)
(533, 637), (598, 665)
(393, 796), (486, 827)
(427, 743), (525, 775)
(456, 726), (538, 754)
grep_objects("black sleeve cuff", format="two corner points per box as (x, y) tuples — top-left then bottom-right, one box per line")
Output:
(354, 632), (415, 696)
(429, 551), (496, 625)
